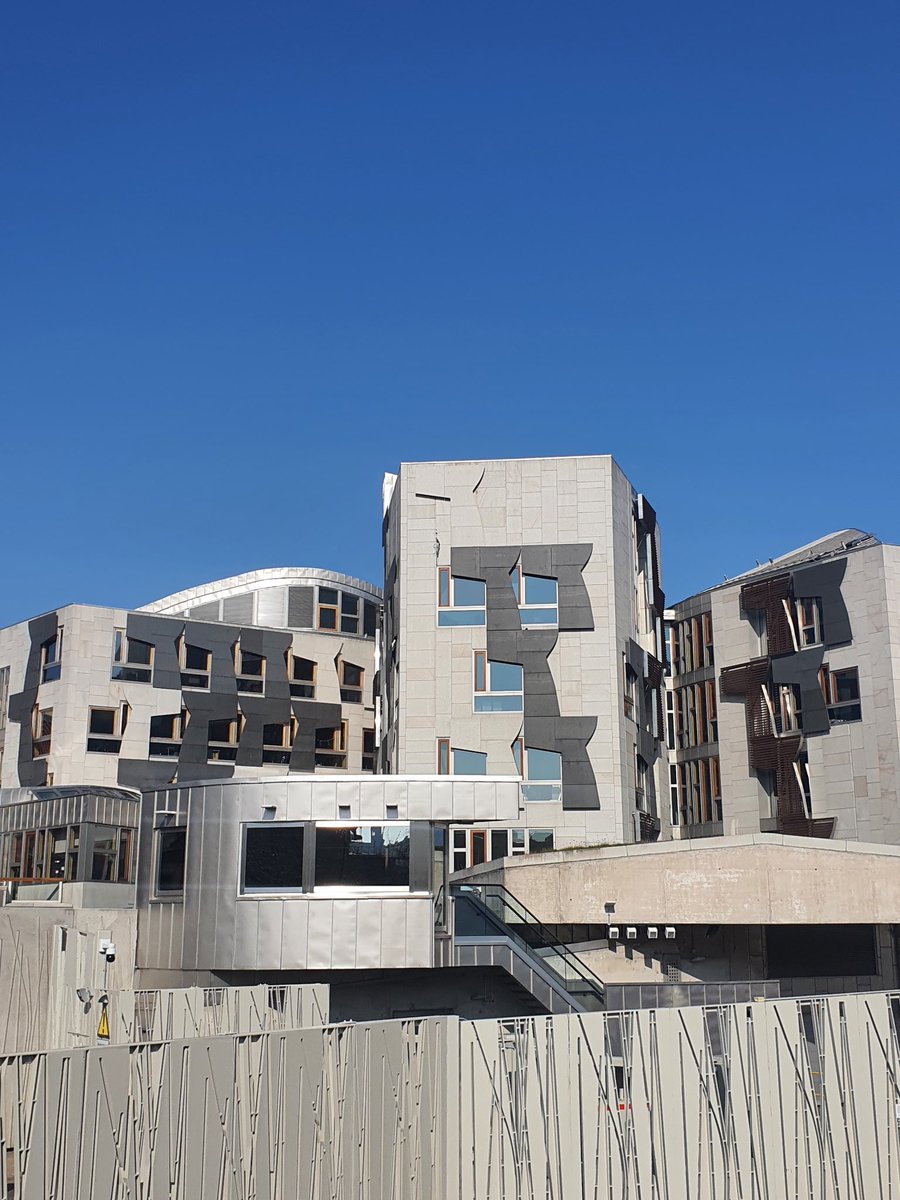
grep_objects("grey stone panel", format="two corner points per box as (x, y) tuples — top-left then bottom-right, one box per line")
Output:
(7, 612), (58, 787)
(771, 645), (830, 736)
(126, 613), (183, 692)
(189, 601), (219, 621)
(222, 594), (253, 624)
(287, 586), (315, 629)
(288, 700), (344, 772)
(792, 559), (852, 647)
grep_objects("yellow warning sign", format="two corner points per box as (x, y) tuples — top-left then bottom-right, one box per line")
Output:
(97, 1003), (110, 1041)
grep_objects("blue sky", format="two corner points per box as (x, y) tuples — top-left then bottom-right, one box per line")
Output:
(2, 1), (898, 626)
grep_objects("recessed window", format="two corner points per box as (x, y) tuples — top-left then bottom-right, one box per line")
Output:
(624, 662), (638, 720)
(314, 824), (410, 889)
(363, 602), (378, 638)
(243, 824), (304, 892)
(156, 827), (186, 894)
(520, 747), (562, 803)
(235, 646), (265, 694)
(512, 570), (558, 627)
(451, 747), (487, 775)
(794, 597), (824, 648)
(340, 592), (360, 634)
(437, 570), (486, 627)
(149, 711), (187, 757)
(528, 829), (554, 854)
(262, 721), (294, 765)
(315, 721), (348, 768)
(86, 705), (129, 754)
(180, 640), (211, 689)
(340, 661), (364, 704)
(40, 632), (63, 683)
(474, 654), (524, 713)
(288, 654), (316, 698)
(317, 587), (339, 631)
(91, 825), (132, 883)
(32, 707), (52, 757)
(362, 728), (376, 772)
(821, 666), (862, 723)
(207, 717), (241, 762)
(768, 684), (802, 735)
(112, 631), (153, 682)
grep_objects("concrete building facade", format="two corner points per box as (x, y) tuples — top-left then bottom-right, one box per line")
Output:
(381, 456), (668, 866)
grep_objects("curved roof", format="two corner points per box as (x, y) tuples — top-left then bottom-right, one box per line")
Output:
(139, 567), (382, 616)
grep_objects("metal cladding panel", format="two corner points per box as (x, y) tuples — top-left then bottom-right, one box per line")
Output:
(189, 601), (219, 621)
(287, 586), (315, 629)
(255, 586), (287, 629)
(793, 557), (852, 647)
(231, 900), (261, 970)
(222, 594), (253, 625)
(280, 899), (311, 968)
(771, 644), (830, 735)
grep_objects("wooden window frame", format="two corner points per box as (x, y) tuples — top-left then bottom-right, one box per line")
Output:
(316, 587), (340, 631)
(437, 738), (450, 775)
(40, 631), (62, 683)
(32, 706), (52, 758)
(474, 651), (486, 693)
(339, 660), (365, 704)
(235, 644), (266, 694)
(179, 637), (212, 689)
(438, 568), (451, 608)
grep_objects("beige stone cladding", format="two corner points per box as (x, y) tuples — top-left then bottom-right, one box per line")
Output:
(384, 455), (667, 848)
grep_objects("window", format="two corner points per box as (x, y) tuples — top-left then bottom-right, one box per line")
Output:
(91, 825), (132, 882)
(207, 717), (241, 761)
(363, 602), (378, 638)
(156, 827), (186, 894)
(235, 646), (265, 694)
(315, 722), (348, 768)
(513, 570), (558, 627)
(437, 570), (486, 627)
(767, 684), (802, 735)
(635, 753), (648, 810)
(362, 728), (376, 772)
(86, 704), (129, 754)
(112, 631), (153, 682)
(288, 655), (316, 698)
(794, 598), (824, 648)
(624, 662), (638, 720)
(340, 661), (364, 704)
(340, 593), (360, 634)
(149, 711), (187, 757)
(40, 632), (63, 683)
(243, 824), (304, 892)
(317, 587), (339, 631)
(314, 824), (410, 889)
(263, 721), (294, 765)
(451, 748), (487, 775)
(32, 707), (52, 757)
(821, 666), (862, 723)
(180, 640), (211, 689)
(474, 655), (523, 712)
(437, 738), (450, 774)
(528, 829), (554, 854)
(517, 746), (562, 803)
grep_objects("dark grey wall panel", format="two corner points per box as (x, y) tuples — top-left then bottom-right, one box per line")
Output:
(126, 613), (183, 692)
(118, 759), (180, 790)
(7, 612), (58, 786)
(792, 559), (852, 648)
(289, 701), (344, 773)
(771, 646), (829, 736)
(288, 587), (315, 629)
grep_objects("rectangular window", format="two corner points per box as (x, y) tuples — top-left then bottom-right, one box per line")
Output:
(315, 721), (348, 768)
(795, 598), (824, 648)
(40, 632), (62, 683)
(451, 748), (487, 775)
(362, 728), (376, 772)
(340, 592), (360, 635)
(32, 707), (52, 757)
(112, 631), (153, 682)
(528, 829), (554, 854)
(474, 659), (524, 713)
(207, 716), (241, 761)
(821, 666), (862, 723)
(517, 573), (558, 627)
(235, 647), (265, 694)
(491, 829), (509, 860)
(340, 661), (364, 704)
(437, 738), (450, 775)
(624, 662), (638, 720)
(317, 587), (339, 631)
(180, 641), (211, 689)
(91, 824), (120, 881)
(437, 573), (486, 627)
(363, 601), (377, 638)
(263, 721), (294, 765)
(511, 828), (526, 853)
(86, 704), (128, 754)
(768, 684), (802, 735)
(243, 824), (304, 892)
(522, 747), (563, 803)
(289, 655), (316, 698)
(156, 827), (187, 894)
(48, 827), (67, 879)
(149, 711), (187, 757)
(314, 824), (410, 890)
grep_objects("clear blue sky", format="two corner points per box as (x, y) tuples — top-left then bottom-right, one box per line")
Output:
(2, 1), (898, 626)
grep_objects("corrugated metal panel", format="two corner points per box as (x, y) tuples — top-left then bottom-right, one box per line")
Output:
(222, 594), (254, 625)
(287, 586), (315, 629)
(189, 600), (220, 621)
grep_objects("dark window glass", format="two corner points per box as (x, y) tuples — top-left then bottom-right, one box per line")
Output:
(87, 737), (121, 754)
(240, 651), (264, 676)
(150, 714), (177, 739)
(127, 638), (153, 666)
(528, 829), (554, 854)
(471, 831), (486, 866)
(342, 663), (363, 688)
(91, 826), (118, 881)
(293, 657), (315, 681)
(318, 608), (337, 630)
(184, 645), (209, 671)
(314, 825), (410, 888)
(490, 830), (509, 860)
(208, 719), (235, 743)
(341, 594), (358, 615)
(157, 829), (187, 893)
(319, 588), (338, 605)
(363, 603), (377, 637)
(363, 729), (376, 753)
(89, 709), (116, 735)
(244, 825), (304, 891)
(263, 723), (285, 746)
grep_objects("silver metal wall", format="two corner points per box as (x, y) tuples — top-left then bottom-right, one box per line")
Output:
(3, 991), (900, 1197)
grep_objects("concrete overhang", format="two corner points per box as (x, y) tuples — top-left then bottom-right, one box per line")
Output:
(458, 835), (900, 926)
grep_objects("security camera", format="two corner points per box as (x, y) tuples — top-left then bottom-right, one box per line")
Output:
(76, 987), (93, 1003)
(99, 939), (116, 963)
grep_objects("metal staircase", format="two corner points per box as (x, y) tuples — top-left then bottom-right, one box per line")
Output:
(451, 882), (606, 1015)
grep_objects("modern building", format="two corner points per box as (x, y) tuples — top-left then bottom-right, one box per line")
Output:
(380, 456), (668, 868)
(665, 530), (900, 844)
(0, 568), (381, 796)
